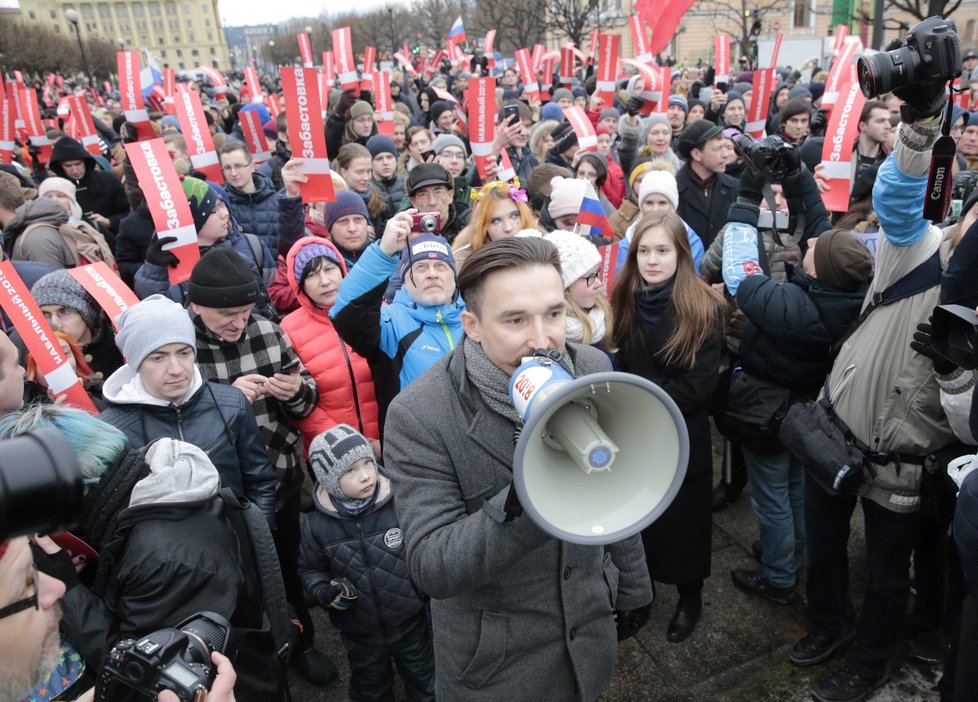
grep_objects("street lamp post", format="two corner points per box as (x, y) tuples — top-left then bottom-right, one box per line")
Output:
(65, 9), (94, 87)
(384, 0), (397, 60)
(268, 40), (275, 74)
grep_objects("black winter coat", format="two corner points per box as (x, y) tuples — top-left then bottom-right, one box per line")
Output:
(99, 381), (278, 527)
(676, 165), (739, 249)
(48, 137), (130, 233)
(262, 139), (292, 192)
(299, 477), (425, 645)
(226, 171), (281, 252)
(736, 265), (867, 397)
(616, 292), (723, 584)
(955, 470), (978, 594)
(115, 201), (155, 287)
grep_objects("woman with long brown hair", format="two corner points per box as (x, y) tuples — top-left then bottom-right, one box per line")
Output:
(611, 210), (726, 644)
(334, 143), (390, 233)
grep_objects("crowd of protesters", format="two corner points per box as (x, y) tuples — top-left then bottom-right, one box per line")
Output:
(1, 26), (978, 702)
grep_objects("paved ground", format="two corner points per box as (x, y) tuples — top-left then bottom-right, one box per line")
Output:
(290, 436), (946, 701)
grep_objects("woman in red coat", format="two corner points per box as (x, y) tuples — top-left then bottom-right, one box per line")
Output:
(281, 236), (381, 456)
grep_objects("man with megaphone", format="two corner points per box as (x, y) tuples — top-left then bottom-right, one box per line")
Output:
(383, 237), (656, 701)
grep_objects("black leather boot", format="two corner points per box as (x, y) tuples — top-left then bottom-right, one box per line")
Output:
(666, 592), (702, 643)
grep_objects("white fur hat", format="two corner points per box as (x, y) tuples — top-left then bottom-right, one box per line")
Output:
(544, 230), (602, 289)
(637, 170), (679, 211)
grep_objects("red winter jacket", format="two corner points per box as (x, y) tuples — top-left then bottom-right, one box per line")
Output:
(280, 237), (381, 449)
(602, 157), (626, 209)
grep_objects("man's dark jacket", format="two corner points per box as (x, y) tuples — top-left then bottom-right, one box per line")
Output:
(48, 136), (130, 233)
(676, 165), (739, 249)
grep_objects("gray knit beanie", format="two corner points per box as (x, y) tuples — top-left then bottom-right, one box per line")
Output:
(115, 294), (196, 370)
(309, 424), (375, 500)
(31, 270), (102, 334)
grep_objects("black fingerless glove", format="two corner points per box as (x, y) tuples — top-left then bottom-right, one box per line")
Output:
(145, 234), (180, 268)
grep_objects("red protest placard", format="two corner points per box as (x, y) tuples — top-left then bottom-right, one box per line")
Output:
(117, 51), (154, 140)
(66, 95), (101, 156)
(467, 77), (497, 179)
(745, 68), (773, 138)
(238, 109), (271, 164)
(0, 92), (16, 165)
(0, 261), (96, 412)
(125, 139), (200, 284)
(832, 25), (848, 55)
(484, 30), (496, 70)
(596, 34), (620, 109)
(68, 262), (139, 331)
(174, 88), (221, 182)
(540, 57), (556, 100)
(297, 33), (313, 68)
(333, 27), (359, 93)
(531, 44), (544, 72)
(21, 89), (52, 164)
(770, 33), (784, 68)
(515, 49), (540, 102)
(6, 81), (25, 135)
(630, 15), (654, 66)
(266, 92), (282, 117)
(281, 67), (336, 203)
(564, 105), (597, 152)
(822, 41), (860, 111)
(196, 65), (228, 95)
(322, 52), (335, 82)
(559, 46), (576, 87)
(243, 67), (263, 104)
(497, 149), (516, 183)
(598, 241), (619, 293)
(820, 82), (866, 213)
(361, 46), (376, 94)
(715, 35), (731, 85)
(163, 67), (176, 114)
(374, 71), (394, 137)
(393, 52), (417, 77)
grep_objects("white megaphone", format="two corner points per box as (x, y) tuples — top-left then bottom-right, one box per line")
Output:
(508, 351), (689, 545)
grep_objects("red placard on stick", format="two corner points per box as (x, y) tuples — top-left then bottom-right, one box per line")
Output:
(564, 105), (597, 152)
(68, 262), (139, 331)
(244, 67), (263, 104)
(361, 46), (376, 93)
(484, 30), (497, 70)
(281, 68), (336, 204)
(822, 40), (860, 111)
(174, 88), (221, 182)
(66, 95), (102, 156)
(374, 71), (394, 137)
(0, 261), (96, 412)
(6, 81), (25, 134)
(196, 65), (228, 95)
(238, 109), (272, 164)
(515, 49), (540, 102)
(596, 34), (620, 109)
(0, 92), (14, 165)
(333, 27), (359, 92)
(630, 15), (654, 66)
(297, 32), (314, 68)
(745, 68), (773, 138)
(715, 35), (731, 85)
(117, 51), (154, 140)
(770, 33), (784, 68)
(820, 82), (866, 213)
(467, 77), (497, 180)
(21, 89), (52, 164)
(559, 46), (576, 87)
(540, 57), (556, 100)
(125, 139), (200, 284)
(832, 25), (848, 55)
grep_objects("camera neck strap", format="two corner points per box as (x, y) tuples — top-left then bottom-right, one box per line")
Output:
(923, 87), (956, 223)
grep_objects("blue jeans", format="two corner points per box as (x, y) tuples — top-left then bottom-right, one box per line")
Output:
(742, 446), (805, 588)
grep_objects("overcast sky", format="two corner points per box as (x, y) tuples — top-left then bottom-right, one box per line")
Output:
(216, 0), (406, 26)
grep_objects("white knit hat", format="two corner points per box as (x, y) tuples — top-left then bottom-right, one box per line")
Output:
(115, 295), (196, 370)
(544, 230), (602, 289)
(548, 176), (588, 218)
(637, 170), (679, 211)
(38, 177), (77, 201)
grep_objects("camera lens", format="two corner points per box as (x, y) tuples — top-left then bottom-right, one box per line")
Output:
(857, 46), (919, 98)
(0, 428), (83, 542)
(180, 613), (231, 664)
(420, 215), (436, 232)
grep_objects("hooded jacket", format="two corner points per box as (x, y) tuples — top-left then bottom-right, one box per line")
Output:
(225, 170), (281, 252)
(298, 474), (425, 644)
(58, 440), (284, 700)
(280, 237), (380, 449)
(114, 201), (155, 286)
(47, 136), (130, 233)
(4, 197), (74, 268)
(330, 240), (465, 428)
(99, 366), (278, 527)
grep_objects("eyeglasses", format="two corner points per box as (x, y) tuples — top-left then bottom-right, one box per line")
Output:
(41, 308), (80, 323)
(0, 564), (38, 621)
(221, 162), (252, 172)
(581, 271), (600, 287)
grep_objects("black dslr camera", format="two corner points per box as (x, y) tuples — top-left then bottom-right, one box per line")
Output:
(932, 304), (978, 370)
(734, 134), (800, 183)
(857, 16), (961, 98)
(96, 612), (232, 702)
(0, 428), (83, 542)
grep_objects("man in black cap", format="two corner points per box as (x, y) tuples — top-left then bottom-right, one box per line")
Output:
(404, 163), (469, 244)
(963, 49), (978, 82)
(186, 247), (338, 687)
(676, 119), (739, 248)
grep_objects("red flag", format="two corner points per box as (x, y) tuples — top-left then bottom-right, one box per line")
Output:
(648, 0), (697, 56)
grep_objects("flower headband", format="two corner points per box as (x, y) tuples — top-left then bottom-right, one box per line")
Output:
(470, 176), (527, 204)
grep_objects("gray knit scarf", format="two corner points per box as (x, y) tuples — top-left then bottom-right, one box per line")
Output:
(462, 337), (575, 426)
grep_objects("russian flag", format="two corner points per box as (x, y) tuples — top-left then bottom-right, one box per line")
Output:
(576, 184), (613, 241)
(140, 49), (164, 100)
(448, 16), (466, 44)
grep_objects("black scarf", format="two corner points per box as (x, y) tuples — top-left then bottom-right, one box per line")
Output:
(635, 280), (674, 332)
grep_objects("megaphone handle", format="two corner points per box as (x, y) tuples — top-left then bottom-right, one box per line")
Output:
(482, 484), (525, 524)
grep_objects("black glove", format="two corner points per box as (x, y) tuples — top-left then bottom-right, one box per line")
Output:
(30, 540), (81, 591)
(334, 89), (359, 120)
(615, 602), (652, 641)
(325, 577), (358, 611)
(625, 96), (645, 117)
(738, 165), (765, 205)
(119, 121), (140, 144)
(893, 82), (947, 122)
(911, 320), (957, 375)
(358, 89), (373, 108)
(145, 234), (180, 268)
(781, 166), (831, 239)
